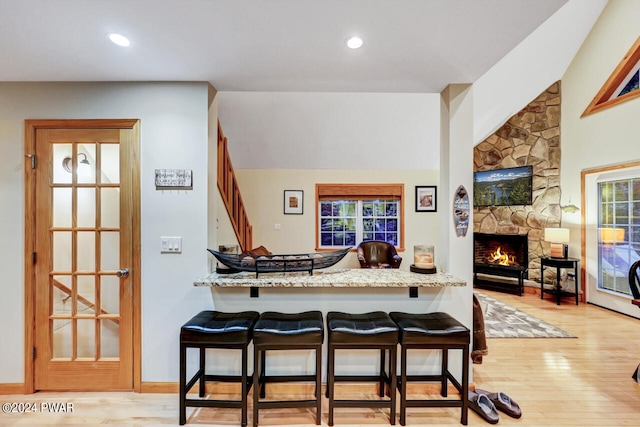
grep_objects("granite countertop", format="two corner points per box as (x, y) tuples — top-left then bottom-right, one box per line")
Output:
(194, 268), (466, 288)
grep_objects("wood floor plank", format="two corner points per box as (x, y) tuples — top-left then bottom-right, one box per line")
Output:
(2, 290), (640, 425)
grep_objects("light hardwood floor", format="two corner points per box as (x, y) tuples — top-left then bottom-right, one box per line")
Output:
(2, 289), (640, 426)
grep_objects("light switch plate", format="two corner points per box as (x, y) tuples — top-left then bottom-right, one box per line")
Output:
(161, 236), (182, 253)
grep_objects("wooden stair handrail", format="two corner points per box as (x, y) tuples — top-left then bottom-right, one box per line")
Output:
(52, 278), (119, 324)
(217, 120), (253, 253)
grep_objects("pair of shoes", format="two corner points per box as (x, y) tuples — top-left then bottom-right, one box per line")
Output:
(468, 391), (499, 424)
(475, 389), (522, 418)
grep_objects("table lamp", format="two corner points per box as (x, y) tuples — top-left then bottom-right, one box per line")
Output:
(544, 227), (570, 258)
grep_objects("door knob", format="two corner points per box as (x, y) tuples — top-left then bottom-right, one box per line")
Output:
(117, 268), (129, 278)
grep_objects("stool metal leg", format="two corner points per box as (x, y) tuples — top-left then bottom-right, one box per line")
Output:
(440, 348), (448, 397)
(379, 349), (386, 397)
(259, 350), (266, 398)
(325, 341), (332, 399)
(315, 344), (322, 425)
(179, 342), (187, 425)
(241, 343), (248, 427)
(461, 345), (469, 425)
(399, 345), (407, 426)
(389, 345), (397, 425)
(199, 347), (206, 397)
(253, 347), (260, 427)
(328, 343), (335, 426)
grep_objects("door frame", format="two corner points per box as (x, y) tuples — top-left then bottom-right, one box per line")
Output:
(24, 119), (141, 393)
(581, 159), (640, 318)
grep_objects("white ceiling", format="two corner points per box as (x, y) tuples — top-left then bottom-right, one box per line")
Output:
(0, 0), (568, 93)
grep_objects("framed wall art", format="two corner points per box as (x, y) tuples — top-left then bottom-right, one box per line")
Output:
(415, 186), (437, 212)
(284, 190), (304, 214)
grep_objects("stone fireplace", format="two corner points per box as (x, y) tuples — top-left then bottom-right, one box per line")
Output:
(473, 232), (529, 295)
(473, 81), (563, 284)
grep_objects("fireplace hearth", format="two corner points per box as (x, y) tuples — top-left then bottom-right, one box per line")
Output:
(473, 233), (529, 296)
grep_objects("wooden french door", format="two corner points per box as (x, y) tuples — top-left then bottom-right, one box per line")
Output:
(25, 120), (140, 391)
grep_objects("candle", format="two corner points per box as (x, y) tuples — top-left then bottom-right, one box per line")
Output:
(414, 253), (434, 269)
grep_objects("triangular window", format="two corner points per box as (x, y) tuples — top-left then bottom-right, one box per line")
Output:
(615, 69), (639, 98)
(583, 36), (640, 117)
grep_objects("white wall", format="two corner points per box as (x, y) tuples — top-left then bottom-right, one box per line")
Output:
(0, 82), (212, 384)
(217, 92), (440, 169)
(561, 0), (640, 314)
(473, 0), (607, 144)
(216, 91), (443, 261)
(440, 84), (475, 327)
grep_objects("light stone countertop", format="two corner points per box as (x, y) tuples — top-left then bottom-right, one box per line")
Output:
(194, 268), (466, 288)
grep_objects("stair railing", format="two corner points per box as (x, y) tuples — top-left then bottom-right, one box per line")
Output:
(217, 120), (252, 253)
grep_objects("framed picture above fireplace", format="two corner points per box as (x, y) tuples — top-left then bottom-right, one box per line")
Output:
(473, 165), (533, 207)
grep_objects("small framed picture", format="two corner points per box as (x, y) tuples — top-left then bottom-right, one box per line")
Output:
(284, 190), (304, 214)
(415, 186), (437, 212)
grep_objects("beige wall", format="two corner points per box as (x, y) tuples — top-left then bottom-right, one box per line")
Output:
(234, 168), (441, 269)
(562, 0), (640, 315)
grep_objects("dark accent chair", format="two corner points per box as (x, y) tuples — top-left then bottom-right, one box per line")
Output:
(357, 240), (402, 269)
(630, 260), (640, 307)
(629, 261), (640, 382)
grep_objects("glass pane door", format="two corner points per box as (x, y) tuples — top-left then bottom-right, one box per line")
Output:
(50, 139), (121, 361)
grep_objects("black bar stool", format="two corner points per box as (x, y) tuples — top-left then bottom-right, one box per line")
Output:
(326, 311), (399, 426)
(179, 310), (260, 426)
(252, 311), (324, 427)
(389, 311), (470, 426)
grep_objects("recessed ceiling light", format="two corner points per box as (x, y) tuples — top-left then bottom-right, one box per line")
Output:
(108, 33), (130, 47)
(346, 36), (363, 49)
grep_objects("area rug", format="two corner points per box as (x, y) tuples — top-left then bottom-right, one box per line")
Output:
(475, 292), (576, 338)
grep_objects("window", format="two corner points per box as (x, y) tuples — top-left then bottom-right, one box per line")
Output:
(616, 69), (639, 98)
(583, 36), (640, 117)
(598, 177), (640, 295)
(316, 184), (404, 249)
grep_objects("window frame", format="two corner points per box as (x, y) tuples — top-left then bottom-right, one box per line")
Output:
(597, 176), (640, 296)
(315, 183), (405, 251)
(582, 35), (640, 117)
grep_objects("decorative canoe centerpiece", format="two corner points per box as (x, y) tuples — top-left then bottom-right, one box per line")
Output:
(207, 247), (352, 277)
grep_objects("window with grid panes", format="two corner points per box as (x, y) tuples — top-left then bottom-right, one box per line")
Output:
(316, 184), (403, 249)
(598, 177), (640, 295)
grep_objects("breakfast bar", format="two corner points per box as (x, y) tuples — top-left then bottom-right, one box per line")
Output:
(194, 268), (466, 295)
(192, 268), (469, 382)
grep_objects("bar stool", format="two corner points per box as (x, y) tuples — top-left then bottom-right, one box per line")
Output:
(326, 311), (399, 426)
(252, 311), (324, 427)
(389, 311), (470, 426)
(179, 310), (260, 426)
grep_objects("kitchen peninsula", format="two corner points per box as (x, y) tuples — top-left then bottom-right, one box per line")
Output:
(194, 268), (466, 290)
(193, 267), (470, 384)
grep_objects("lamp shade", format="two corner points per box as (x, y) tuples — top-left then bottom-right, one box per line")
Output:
(600, 227), (625, 243)
(544, 228), (570, 243)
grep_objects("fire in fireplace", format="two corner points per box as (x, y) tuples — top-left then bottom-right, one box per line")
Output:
(474, 233), (528, 269)
(473, 233), (529, 295)
(487, 246), (517, 266)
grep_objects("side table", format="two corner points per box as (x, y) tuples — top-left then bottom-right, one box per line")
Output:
(540, 257), (580, 305)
